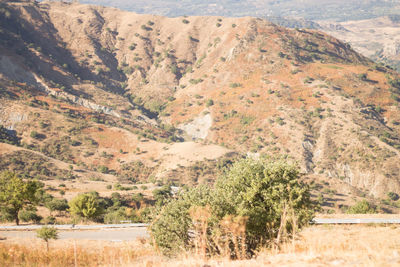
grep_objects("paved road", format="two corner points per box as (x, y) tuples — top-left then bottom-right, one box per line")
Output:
(2, 218), (400, 241)
(0, 223), (148, 231)
(312, 218), (400, 224)
(0, 228), (148, 241)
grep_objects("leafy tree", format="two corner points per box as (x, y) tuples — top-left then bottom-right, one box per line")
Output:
(45, 198), (68, 215)
(152, 185), (172, 206)
(150, 158), (315, 256)
(150, 185), (212, 255)
(0, 171), (43, 225)
(68, 192), (104, 221)
(36, 226), (58, 251)
(18, 207), (42, 224)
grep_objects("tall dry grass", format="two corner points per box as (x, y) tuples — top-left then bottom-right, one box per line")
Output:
(0, 238), (156, 267)
(1, 225), (400, 266)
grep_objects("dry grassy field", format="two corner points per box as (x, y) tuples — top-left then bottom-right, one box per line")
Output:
(1, 224), (400, 266)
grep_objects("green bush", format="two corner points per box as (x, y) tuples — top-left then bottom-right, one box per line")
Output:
(18, 209), (42, 223)
(104, 207), (140, 224)
(41, 216), (56, 225)
(68, 192), (104, 221)
(346, 200), (376, 214)
(149, 158), (315, 257)
(97, 165), (109, 174)
(45, 199), (68, 214)
(30, 131), (38, 139)
(205, 99), (214, 107)
(388, 192), (399, 201)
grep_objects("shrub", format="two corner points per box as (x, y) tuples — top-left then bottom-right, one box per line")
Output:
(104, 207), (140, 224)
(68, 192), (104, 221)
(97, 165), (109, 174)
(41, 216), (56, 225)
(18, 209), (42, 223)
(149, 158), (315, 257)
(205, 99), (214, 107)
(388, 192), (399, 201)
(30, 131), (38, 139)
(229, 83), (242, 88)
(45, 199), (68, 215)
(152, 185), (172, 206)
(346, 200), (376, 214)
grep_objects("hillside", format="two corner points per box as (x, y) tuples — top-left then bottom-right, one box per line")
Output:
(1, 1), (400, 212)
(319, 16), (400, 72)
(76, 0), (400, 21)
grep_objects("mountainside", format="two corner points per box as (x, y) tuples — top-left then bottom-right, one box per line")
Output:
(319, 15), (400, 72)
(2, 1), (400, 211)
(76, 0), (400, 21)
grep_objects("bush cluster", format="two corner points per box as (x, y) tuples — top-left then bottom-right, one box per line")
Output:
(149, 158), (315, 257)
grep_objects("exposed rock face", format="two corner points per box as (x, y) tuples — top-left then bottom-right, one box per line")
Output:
(178, 112), (212, 140)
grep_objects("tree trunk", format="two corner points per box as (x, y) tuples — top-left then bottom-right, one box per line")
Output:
(15, 215), (19, 226)
(46, 241), (49, 252)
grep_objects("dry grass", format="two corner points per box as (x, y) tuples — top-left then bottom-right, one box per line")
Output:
(1, 224), (400, 266)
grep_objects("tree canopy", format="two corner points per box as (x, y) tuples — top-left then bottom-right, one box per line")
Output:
(68, 192), (104, 221)
(0, 171), (43, 225)
(150, 157), (316, 257)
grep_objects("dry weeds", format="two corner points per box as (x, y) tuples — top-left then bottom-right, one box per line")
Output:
(1, 224), (400, 266)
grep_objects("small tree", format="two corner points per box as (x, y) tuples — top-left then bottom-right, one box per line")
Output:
(45, 198), (68, 215)
(36, 226), (58, 251)
(0, 171), (43, 225)
(150, 157), (315, 257)
(68, 192), (104, 221)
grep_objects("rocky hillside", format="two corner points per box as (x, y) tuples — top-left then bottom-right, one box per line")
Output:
(1, 1), (400, 211)
(319, 15), (400, 72)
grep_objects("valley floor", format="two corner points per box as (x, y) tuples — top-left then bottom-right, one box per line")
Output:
(1, 224), (400, 266)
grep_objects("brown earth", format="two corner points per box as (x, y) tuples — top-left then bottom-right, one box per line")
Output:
(1, 1), (400, 213)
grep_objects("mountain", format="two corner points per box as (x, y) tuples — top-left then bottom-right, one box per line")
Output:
(318, 16), (400, 72)
(2, 1), (400, 212)
(75, 0), (400, 21)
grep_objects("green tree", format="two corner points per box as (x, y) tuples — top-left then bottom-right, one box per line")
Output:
(150, 158), (315, 256)
(36, 226), (58, 252)
(0, 171), (43, 225)
(18, 207), (42, 224)
(68, 192), (104, 221)
(152, 185), (172, 206)
(45, 198), (68, 215)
